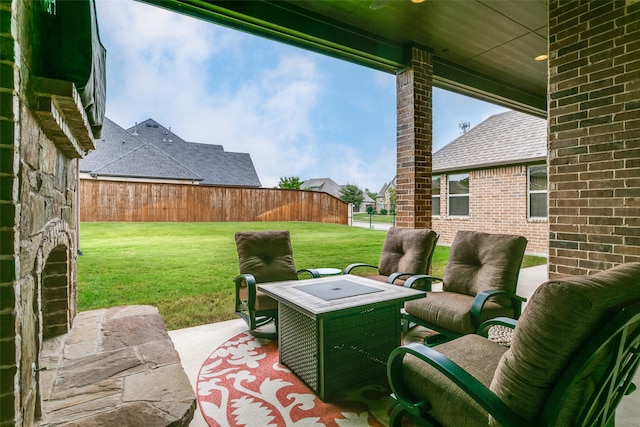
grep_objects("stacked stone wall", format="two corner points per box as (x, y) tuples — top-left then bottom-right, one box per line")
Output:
(548, 0), (640, 277)
(1, 1), (79, 425)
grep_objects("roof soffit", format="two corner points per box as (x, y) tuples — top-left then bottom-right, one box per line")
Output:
(136, 0), (548, 117)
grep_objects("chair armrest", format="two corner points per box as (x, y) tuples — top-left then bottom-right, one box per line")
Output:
(402, 274), (442, 291)
(387, 272), (417, 284)
(387, 342), (527, 427)
(344, 263), (378, 274)
(477, 317), (518, 337)
(470, 290), (527, 329)
(233, 273), (257, 307)
(296, 268), (321, 278)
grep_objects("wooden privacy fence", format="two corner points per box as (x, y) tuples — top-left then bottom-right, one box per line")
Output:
(79, 180), (349, 223)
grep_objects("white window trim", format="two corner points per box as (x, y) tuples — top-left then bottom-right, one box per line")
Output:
(432, 175), (441, 217)
(448, 173), (470, 217)
(528, 165), (548, 220)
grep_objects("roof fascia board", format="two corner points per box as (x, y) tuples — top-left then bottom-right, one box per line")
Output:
(433, 156), (548, 174)
(137, 0), (406, 73)
(433, 58), (547, 118)
(136, 0), (547, 117)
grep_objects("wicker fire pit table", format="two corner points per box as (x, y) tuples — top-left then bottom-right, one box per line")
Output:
(257, 274), (425, 401)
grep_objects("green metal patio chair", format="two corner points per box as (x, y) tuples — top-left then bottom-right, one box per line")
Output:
(344, 226), (439, 287)
(402, 230), (528, 343)
(387, 262), (640, 427)
(233, 230), (319, 338)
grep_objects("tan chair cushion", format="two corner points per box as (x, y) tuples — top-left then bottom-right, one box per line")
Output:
(490, 262), (640, 424)
(404, 291), (515, 334)
(238, 286), (279, 311)
(402, 334), (508, 427)
(443, 231), (527, 306)
(235, 230), (299, 283)
(378, 227), (438, 277)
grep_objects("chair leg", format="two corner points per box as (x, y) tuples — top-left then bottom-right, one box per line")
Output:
(248, 315), (277, 339)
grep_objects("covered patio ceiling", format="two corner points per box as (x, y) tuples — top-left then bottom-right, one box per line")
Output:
(138, 0), (548, 118)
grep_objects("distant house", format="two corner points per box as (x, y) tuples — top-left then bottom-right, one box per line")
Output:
(432, 111), (547, 254)
(380, 111), (548, 255)
(376, 176), (396, 212)
(79, 118), (261, 187)
(301, 177), (374, 212)
(301, 178), (343, 198)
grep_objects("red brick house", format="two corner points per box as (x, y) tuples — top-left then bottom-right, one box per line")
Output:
(432, 111), (548, 255)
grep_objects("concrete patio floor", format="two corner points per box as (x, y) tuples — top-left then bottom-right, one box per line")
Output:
(169, 265), (640, 427)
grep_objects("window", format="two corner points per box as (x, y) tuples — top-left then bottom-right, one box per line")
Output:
(448, 173), (469, 216)
(432, 175), (441, 216)
(528, 165), (547, 219)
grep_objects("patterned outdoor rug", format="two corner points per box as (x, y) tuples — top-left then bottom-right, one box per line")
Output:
(196, 327), (511, 426)
(196, 332), (394, 427)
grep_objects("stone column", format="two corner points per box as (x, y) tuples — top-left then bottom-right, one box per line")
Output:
(396, 46), (433, 229)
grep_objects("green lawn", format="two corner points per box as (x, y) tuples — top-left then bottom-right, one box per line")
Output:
(353, 212), (396, 224)
(77, 222), (546, 330)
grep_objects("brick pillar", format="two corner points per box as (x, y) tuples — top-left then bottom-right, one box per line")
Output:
(0, 1), (18, 424)
(548, 0), (640, 278)
(396, 46), (433, 229)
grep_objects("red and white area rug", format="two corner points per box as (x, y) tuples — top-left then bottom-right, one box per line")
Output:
(196, 332), (393, 427)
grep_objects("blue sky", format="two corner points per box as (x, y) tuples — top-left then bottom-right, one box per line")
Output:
(96, 0), (509, 192)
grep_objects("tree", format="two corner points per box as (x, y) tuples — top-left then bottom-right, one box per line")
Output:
(388, 186), (396, 205)
(365, 188), (377, 200)
(388, 186), (397, 214)
(339, 184), (365, 210)
(278, 176), (302, 189)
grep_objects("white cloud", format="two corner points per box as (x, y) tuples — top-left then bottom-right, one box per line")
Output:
(98, 0), (328, 188)
(97, 0), (501, 193)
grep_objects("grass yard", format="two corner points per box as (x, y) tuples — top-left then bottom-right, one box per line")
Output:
(77, 222), (547, 330)
(353, 212), (396, 224)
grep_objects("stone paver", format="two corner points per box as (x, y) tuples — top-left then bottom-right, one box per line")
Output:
(39, 305), (195, 427)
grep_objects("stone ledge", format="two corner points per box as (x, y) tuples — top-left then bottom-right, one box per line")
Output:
(38, 305), (196, 427)
(30, 76), (96, 159)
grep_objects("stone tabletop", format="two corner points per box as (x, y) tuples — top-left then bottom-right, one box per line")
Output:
(258, 274), (425, 318)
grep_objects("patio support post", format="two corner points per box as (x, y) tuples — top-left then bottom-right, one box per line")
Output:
(547, 0), (640, 278)
(395, 46), (433, 229)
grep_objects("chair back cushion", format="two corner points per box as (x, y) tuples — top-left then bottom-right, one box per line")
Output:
(490, 262), (640, 424)
(378, 227), (439, 277)
(442, 231), (527, 303)
(235, 230), (299, 283)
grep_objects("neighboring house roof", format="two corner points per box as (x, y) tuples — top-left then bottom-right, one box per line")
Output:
(301, 178), (343, 199)
(80, 118), (261, 187)
(433, 110), (547, 173)
(377, 175), (396, 197)
(377, 182), (389, 198)
(362, 194), (375, 204)
(301, 177), (374, 203)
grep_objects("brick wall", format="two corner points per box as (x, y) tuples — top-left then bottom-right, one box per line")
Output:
(548, 0), (640, 277)
(0, 1), (18, 423)
(433, 166), (548, 255)
(396, 46), (433, 229)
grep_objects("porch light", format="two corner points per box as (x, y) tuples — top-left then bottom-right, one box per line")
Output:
(535, 54), (548, 61)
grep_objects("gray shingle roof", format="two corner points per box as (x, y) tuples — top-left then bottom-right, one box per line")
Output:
(80, 118), (261, 187)
(301, 178), (343, 198)
(433, 111), (547, 173)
